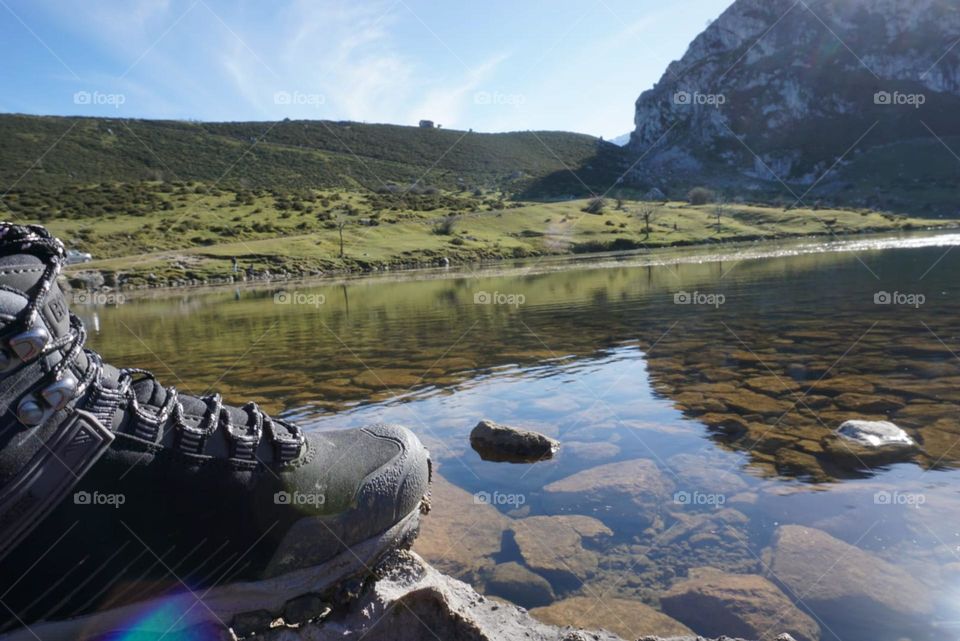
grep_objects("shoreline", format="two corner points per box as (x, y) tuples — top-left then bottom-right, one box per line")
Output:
(64, 226), (960, 302)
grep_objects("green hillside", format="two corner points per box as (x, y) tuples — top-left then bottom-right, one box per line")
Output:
(0, 113), (952, 290)
(0, 114), (625, 195)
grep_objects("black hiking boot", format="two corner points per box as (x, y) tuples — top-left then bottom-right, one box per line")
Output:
(0, 223), (431, 640)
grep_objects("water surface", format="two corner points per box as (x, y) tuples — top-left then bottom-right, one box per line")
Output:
(83, 232), (960, 641)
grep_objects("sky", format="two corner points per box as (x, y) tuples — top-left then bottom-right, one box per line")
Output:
(0, 0), (731, 139)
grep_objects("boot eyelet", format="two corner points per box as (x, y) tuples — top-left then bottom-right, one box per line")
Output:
(17, 398), (46, 426)
(9, 328), (50, 362)
(42, 374), (78, 411)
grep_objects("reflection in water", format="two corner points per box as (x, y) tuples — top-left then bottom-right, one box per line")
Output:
(83, 234), (960, 641)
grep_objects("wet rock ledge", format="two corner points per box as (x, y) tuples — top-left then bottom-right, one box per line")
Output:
(258, 550), (756, 641)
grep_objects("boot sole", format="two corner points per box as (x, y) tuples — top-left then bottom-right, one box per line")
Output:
(0, 501), (426, 641)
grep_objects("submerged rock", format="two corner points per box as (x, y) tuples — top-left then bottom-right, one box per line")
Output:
(667, 452), (749, 495)
(833, 394), (905, 413)
(511, 515), (612, 586)
(543, 458), (674, 525)
(413, 473), (509, 578)
(470, 419), (560, 463)
(563, 440), (621, 461)
(481, 562), (555, 608)
(531, 596), (694, 639)
(660, 567), (820, 641)
(766, 525), (933, 637)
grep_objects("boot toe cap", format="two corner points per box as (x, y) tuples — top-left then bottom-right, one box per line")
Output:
(261, 423), (430, 577)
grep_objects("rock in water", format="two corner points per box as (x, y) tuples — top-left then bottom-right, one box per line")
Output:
(836, 420), (915, 448)
(543, 458), (674, 526)
(510, 515), (612, 587)
(823, 419), (919, 466)
(470, 419), (559, 463)
(412, 473), (509, 578)
(531, 596), (694, 640)
(481, 562), (555, 608)
(660, 568), (820, 641)
(766, 525), (933, 638)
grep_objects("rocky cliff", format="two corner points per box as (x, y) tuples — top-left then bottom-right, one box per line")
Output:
(629, 0), (960, 208)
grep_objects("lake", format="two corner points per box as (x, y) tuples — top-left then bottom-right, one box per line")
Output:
(81, 232), (960, 641)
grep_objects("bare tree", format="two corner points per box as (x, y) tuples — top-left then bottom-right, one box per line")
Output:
(637, 204), (658, 238)
(332, 210), (348, 257)
(712, 200), (725, 233)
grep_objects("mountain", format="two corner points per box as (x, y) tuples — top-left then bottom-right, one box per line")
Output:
(608, 133), (632, 146)
(0, 114), (624, 196)
(628, 0), (960, 214)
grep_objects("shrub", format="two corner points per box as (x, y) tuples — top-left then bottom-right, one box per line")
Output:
(582, 197), (606, 215)
(433, 216), (457, 235)
(687, 187), (716, 205)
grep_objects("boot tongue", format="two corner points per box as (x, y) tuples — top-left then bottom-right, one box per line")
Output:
(0, 253), (88, 373)
(133, 377), (168, 407)
(129, 375), (252, 459)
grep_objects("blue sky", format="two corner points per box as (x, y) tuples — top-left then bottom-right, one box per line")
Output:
(0, 0), (730, 138)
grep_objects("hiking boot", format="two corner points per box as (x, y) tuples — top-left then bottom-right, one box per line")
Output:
(0, 223), (431, 640)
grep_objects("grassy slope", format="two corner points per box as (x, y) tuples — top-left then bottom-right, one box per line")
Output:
(0, 114), (952, 287)
(0, 114), (623, 194)
(38, 189), (947, 286)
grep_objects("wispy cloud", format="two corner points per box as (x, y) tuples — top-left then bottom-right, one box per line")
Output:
(5, 0), (733, 136)
(407, 52), (510, 128)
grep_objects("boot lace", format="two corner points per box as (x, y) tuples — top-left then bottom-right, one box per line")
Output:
(0, 223), (304, 463)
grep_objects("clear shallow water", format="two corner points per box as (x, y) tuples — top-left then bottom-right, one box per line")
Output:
(82, 233), (960, 641)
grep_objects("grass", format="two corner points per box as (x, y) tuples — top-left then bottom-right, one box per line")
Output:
(24, 183), (948, 288)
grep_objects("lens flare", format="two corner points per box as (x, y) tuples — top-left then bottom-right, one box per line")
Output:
(97, 596), (217, 641)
